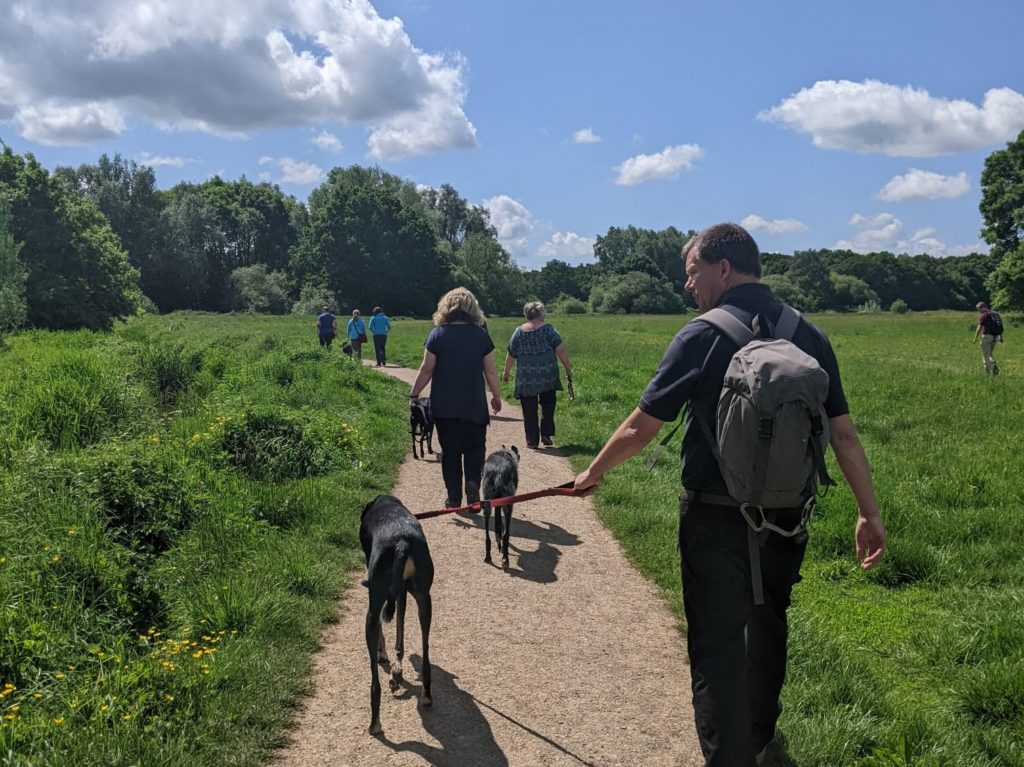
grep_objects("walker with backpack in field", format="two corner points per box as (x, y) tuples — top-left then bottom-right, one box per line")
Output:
(649, 304), (835, 605)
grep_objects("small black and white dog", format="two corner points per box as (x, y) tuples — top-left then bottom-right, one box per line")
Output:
(481, 445), (520, 568)
(360, 495), (435, 735)
(409, 397), (434, 460)
(341, 340), (354, 357)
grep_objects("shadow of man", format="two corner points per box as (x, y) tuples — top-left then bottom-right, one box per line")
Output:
(378, 659), (509, 767)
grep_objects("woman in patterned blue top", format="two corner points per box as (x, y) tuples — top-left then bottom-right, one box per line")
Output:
(503, 301), (573, 448)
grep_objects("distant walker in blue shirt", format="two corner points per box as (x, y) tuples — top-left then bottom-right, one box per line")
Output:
(368, 306), (392, 367)
(347, 309), (367, 360)
(316, 306), (337, 349)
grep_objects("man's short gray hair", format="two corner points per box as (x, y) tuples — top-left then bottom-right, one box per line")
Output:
(523, 301), (545, 321)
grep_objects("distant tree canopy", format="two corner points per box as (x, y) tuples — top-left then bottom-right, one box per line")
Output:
(0, 146), (1006, 331)
(0, 148), (138, 330)
(981, 129), (1024, 310)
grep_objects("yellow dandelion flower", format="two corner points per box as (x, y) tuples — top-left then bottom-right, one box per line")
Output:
(54, 674), (65, 681)
(67, 529), (77, 536)
(33, 693), (42, 700)
(99, 705), (109, 713)
(51, 555), (60, 562)
(164, 694), (174, 702)
(53, 717), (65, 725)
(122, 714), (132, 721)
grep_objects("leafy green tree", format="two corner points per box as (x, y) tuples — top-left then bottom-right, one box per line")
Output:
(54, 154), (164, 279)
(151, 185), (222, 311)
(229, 264), (291, 313)
(199, 177), (300, 274)
(762, 273), (811, 310)
(830, 272), (879, 311)
(0, 201), (27, 333)
(594, 226), (689, 289)
(589, 271), (684, 314)
(291, 281), (337, 315)
(419, 183), (493, 247)
(451, 233), (524, 316)
(980, 129), (1024, 309)
(988, 243), (1024, 310)
(0, 148), (138, 330)
(531, 259), (587, 303)
(787, 250), (835, 311)
(292, 171), (450, 316)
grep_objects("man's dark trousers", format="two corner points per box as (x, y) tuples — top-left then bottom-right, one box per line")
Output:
(679, 497), (808, 766)
(520, 390), (556, 446)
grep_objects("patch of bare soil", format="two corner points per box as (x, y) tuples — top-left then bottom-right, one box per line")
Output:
(272, 363), (701, 766)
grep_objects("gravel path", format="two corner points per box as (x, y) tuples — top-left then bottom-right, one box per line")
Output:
(273, 363), (701, 767)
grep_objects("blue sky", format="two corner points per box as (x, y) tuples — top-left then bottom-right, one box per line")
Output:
(2, 0), (1022, 270)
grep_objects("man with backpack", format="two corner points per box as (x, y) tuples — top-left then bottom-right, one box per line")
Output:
(573, 223), (886, 766)
(973, 301), (1004, 376)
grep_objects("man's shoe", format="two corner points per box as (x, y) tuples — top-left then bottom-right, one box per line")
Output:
(541, 436), (553, 446)
(444, 497), (461, 509)
(465, 482), (480, 505)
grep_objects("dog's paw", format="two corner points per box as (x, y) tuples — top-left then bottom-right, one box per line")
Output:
(501, 555), (510, 569)
(368, 720), (383, 736)
(389, 672), (403, 693)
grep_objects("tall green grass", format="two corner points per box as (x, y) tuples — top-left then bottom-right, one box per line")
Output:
(0, 314), (409, 766)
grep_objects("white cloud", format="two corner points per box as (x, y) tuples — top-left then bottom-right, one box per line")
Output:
(138, 152), (193, 168)
(0, 0), (477, 157)
(759, 80), (1024, 156)
(312, 130), (343, 152)
(614, 144), (703, 186)
(482, 194), (534, 254)
(877, 169), (970, 202)
(572, 127), (601, 144)
(740, 214), (808, 236)
(13, 101), (124, 146)
(537, 232), (594, 263)
(835, 212), (989, 256)
(259, 156), (323, 185)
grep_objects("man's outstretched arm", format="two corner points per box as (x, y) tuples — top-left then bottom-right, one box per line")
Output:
(829, 414), (887, 571)
(574, 408), (665, 494)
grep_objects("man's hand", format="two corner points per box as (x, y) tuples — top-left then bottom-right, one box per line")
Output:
(855, 514), (886, 571)
(490, 395), (502, 415)
(567, 378), (576, 400)
(573, 468), (601, 497)
(502, 371), (510, 383)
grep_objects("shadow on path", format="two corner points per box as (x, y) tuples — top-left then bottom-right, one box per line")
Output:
(377, 660), (508, 767)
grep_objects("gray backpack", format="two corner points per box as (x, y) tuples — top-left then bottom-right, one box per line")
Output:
(693, 305), (834, 511)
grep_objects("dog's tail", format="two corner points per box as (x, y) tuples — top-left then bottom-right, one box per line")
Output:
(382, 541), (410, 623)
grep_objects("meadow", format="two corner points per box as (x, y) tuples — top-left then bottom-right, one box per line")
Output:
(0, 310), (1021, 766)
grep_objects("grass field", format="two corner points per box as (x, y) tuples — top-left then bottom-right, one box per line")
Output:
(1, 310), (1022, 766)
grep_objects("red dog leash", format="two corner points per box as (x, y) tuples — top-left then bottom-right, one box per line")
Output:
(414, 481), (583, 520)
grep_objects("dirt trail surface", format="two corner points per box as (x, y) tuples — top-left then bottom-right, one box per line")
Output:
(273, 363), (701, 767)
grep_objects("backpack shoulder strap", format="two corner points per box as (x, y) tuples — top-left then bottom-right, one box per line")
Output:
(698, 307), (755, 347)
(775, 304), (801, 341)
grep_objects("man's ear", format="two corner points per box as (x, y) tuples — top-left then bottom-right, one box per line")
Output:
(718, 258), (732, 279)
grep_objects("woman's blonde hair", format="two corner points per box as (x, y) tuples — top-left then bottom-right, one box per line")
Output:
(523, 301), (545, 321)
(433, 287), (486, 327)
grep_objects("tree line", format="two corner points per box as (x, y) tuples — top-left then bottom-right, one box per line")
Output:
(1, 129), (1022, 333)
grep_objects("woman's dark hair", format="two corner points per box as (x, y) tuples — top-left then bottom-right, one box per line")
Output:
(682, 223), (761, 277)
(372, 306), (382, 314)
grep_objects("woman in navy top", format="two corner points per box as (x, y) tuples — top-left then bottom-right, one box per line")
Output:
(409, 288), (502, 508)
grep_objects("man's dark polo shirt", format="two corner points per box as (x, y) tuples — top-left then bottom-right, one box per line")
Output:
(638, 283), (849, 495)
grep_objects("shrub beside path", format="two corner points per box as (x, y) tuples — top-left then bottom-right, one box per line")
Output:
(274, 362), (701, 767)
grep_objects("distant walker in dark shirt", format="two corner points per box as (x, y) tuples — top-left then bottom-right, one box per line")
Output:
(409, 288), (503, 509)
(316, 306), (337, 349)
(573, 222), (888, 766)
